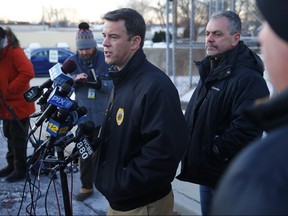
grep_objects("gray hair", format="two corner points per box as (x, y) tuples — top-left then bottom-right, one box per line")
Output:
(211, 11), (242, 34)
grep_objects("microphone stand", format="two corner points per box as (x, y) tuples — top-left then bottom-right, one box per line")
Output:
(46, 135), (73, 216)
(56, 145), (72, 216)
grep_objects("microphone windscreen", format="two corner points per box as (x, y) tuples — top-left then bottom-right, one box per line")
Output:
(59, 83), (72, 95)
(62, 59), (77, 74)
(77, 106), (87, 117)
(65, 78), (74, 86)
(81, 121), (95, 133)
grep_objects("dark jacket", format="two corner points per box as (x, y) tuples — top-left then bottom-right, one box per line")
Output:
(177, 41), (270, 188)
(93, 49), (189, 211)
(211, 90), (288, 215)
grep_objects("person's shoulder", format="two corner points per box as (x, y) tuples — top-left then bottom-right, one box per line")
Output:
(144, 62), (168, 80)
(11, 47), (32, 62)
(11, 46), (25, 55)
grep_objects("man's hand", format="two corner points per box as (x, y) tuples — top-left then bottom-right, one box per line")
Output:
(75, 73), (88, 83)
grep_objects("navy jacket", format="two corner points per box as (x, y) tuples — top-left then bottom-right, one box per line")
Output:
(177, 41), (270, 188)
(93, 49), (189, 211)
(67, 50), (113, 127)
(211, 89), (288, 215)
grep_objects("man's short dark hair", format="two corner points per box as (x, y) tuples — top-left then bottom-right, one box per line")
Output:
(103, 8), (146, 48)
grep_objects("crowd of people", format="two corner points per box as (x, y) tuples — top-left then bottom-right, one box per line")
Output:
(0, 0), (288, 215)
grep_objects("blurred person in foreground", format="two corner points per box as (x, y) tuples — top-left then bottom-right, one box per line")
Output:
(0, 26), (35, 182)
(210, 1), (288, 215)
(176, 10), (270, 215)
(92, 8), (189, 216)
(66, 22), (113, 201)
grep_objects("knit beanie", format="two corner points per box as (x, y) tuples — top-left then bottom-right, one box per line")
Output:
(76, 22), (97, 49)
(257, 0), (288, 43)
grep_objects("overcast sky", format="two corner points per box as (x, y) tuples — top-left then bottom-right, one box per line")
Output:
(0, 0), (124, 23)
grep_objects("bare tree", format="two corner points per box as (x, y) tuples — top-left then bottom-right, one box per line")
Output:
(111, 0), (262, 41)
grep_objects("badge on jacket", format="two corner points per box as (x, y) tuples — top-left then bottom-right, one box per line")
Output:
(116, 108), (124, 126)
(88, 88), (95, 99)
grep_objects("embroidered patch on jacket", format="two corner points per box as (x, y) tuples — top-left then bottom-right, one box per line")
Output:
(116, 108), (124, 126)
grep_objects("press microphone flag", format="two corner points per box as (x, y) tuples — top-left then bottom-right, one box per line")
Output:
(47, 86), (77, 110)
(49, 63), (72, 86)
(74, 121), (95, 160)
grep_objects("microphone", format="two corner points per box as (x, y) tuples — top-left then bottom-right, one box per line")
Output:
(74, 121), (95, 160)
(52, 118), (92, 150)
(68, 106), (88, 126)
(75, 120), (95, 142)
(29, 82), (73, 136)
(46, 105), (87, 138)
(54, 132), (75, 148)
(24, 60), (77, 102)
(49, 61), (76, 86)
(46, 108), (71, 138)
(51, 107), (87, 148)
(45, 107), (87, 151)
(47, 86), (77, 110)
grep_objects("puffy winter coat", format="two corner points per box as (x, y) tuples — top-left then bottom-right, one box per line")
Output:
(177, 41), (270, 188)
(0, 45), (35, 120)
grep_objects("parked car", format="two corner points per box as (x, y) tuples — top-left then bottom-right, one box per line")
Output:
(25, 47), (74, 76)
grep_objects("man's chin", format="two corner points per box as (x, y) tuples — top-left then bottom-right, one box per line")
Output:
(206, 50), (218, 56)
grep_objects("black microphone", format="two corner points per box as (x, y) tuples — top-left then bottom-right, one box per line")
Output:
(24, 60), (77, 102)
(51, 107), (88, 148)
(77, 106), (88, 117)
(75, 120), (95, 142)
(74, 121), (95, 160)
(54, 132), (75, 148)
(69, 106), (87, 127)
(45, 106), (77, 149)
(29, 82), (73, 136)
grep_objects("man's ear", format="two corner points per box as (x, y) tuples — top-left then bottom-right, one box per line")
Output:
(131, 35), (141, 50)
(232, 32), (240, 47)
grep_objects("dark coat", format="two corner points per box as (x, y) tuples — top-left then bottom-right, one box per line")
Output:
(93, 49), (189, 211)
(211, 89), (288, 215)
(177, 41), (270, 188)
